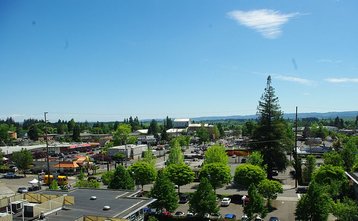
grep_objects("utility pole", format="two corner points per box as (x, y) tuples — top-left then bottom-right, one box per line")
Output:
(44, 112), (51, 186)
(294, 106), (298, 188)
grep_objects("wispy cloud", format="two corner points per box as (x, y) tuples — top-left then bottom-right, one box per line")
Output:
(317, 59), (342, 64)
(274, 75), (313, 85)
(227, 9), (299, 39)
(325, 78), (358, 83)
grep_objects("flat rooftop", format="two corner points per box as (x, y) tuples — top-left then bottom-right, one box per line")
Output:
(39, 189), (155, 221)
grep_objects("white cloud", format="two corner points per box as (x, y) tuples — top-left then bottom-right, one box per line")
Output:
(227, 9), (299, 39)
(274, 75), (313, 85)
(325, 78), (358, 83)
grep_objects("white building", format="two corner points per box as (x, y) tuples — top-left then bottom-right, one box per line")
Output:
(173, 119), (191, 128)
(108, 144), (148, 160)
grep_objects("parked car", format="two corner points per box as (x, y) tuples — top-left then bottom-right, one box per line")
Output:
(241, 158), (247, 163)
(210, 213), (222, 220)
(186, 212), (196, 217)
(254, 215), (263, 221)
(224, 214), (236, 220)
(179, 194), (189, 204)
(269, 217), (280, 221)
(296, 186), (308, 193)
(221, 197), (231, 206)
(28, 185), (41, 191)
(173, 211), (185, 217)
(3, 172), (17, 178)
(17, 187), (28, 193)
(272, 170), (279, 176)
(241, 214), (249, 221)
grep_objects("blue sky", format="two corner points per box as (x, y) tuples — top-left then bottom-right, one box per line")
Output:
(0, 0), (357, 122)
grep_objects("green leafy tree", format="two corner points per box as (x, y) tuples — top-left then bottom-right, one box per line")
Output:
(332, 197), (358, 221)
(150, 171), (178, 212)
(127, 136), (137, 144)
(112, 152), (126, 166)
(189, 177), (218, 217)
(199, 163), (232, 191)
(148, 119), (159, 136)
(129, 161), (156, 190)
(147, 216), (159, 221)
(27, 124), (40, 141)
(196, 126), (210, 144)
(143, 149), (156, 166)
(176, 135), (190, 148)
(108, 165), (135, 190)
(49, 180), (59, 190)
(77, 168), (85, 181)
(295, 182), (331, 221)
(244, 184), (267, 220)
(312, 165), (348, 198)
(340, 139), (358, 172)
(160, 127), (169, 142)
(211, 125), (220, 140)
(67, 119), (75, 132)
(164, 116), (173, 130)
(323, 151), (344, 167)
(167, 140), (184, 165)
(253, 76), (293, 178)
(0, 124), (11, 144)
(0, 151), (4, 165)
(242, 121), (256, 137)
(165, 164), (195, 194)
(247, 151), (265, 168)
(12, 148), (33, 177)
(204, 144), (228, 165)
(234, 164), (266, 189)
(303, 155), (316, 184)
(101, 170), (114, 185)
(257, 179), (283, 208)
(75, 180), (100, 189)
(113, 124), (132, 146)
(217, 123), (225, 138)
(72, 124), (81, 142)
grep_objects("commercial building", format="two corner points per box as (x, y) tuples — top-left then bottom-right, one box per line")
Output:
(0, 189), (155, 221)
(108, 144), (148, 161)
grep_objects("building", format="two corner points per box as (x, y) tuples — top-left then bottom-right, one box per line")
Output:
(166, 128), (186, 137)
(7, 131), (17, 140)
(108, 144), (148, 160)
(130, 129), (156, 144)
(173, 119), (191, 128)
(0, 189), (156, 221)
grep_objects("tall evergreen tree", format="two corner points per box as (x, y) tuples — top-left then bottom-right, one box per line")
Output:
(164, 116), (173, 130)
(253, 76), (292, 178)
(72, 124), (81, 142)
(28, 124), (39, 141)
(67, 119), (75, 132)
(189, 177), (218, 217)
(244, 184), (267, 220)
(108, 165), (135, 190)
(150, 171), (178, 212)
(160, 127), (168, 142)
(295, 182), (331, 221)
(148, 119), (159, 136)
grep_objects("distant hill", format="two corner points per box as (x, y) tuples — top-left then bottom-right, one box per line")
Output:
(192, 111), (358, 121)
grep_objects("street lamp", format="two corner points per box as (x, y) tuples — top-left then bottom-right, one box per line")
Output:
(44, 112), (51, 186)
